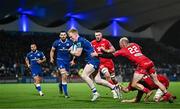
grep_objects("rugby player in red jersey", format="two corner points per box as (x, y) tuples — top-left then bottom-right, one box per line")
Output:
(91, 37), (174, 103)
(121, 74), (176, 103)
(91, 31), (120, 99)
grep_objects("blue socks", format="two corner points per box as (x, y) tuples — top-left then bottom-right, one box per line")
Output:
(36, 84), (42, 92)
(62, 82), (68, 96)
(92, 87), (97, 94)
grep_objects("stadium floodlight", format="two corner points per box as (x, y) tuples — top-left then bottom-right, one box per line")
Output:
(65, 13), (85, 20)
(112, 17), (128, 22)
(19, 14), (28, 32)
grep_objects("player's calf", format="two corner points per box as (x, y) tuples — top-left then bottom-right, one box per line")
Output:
(35, 83), (44, 96)
(34, 76), (44, 96)
(144, 90), (153, 102)
(61, 72), (69, 97)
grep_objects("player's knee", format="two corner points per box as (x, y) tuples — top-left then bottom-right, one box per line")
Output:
(62, 76), (67, 82)
(35, 80), (40, 84)
(81, 73), (87, 79)
(94, 77), (102, 84)
(62, 79), (67, 83)
(131, 82), (136, 88)
(34, 77), (40, 83)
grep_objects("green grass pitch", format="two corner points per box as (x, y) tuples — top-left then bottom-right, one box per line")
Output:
(0, 82), (180, 108)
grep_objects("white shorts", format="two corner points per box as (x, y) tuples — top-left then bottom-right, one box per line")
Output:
(153, 89), (163, 101)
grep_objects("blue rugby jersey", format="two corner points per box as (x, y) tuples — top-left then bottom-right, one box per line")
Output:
(26, 50), (45, 72)
(52, 39), (73, 61)
(74, 36), (99, 68)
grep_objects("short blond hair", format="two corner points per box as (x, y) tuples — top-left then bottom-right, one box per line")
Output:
(119, 37), (129, 44)
(68, 29), (78, 34)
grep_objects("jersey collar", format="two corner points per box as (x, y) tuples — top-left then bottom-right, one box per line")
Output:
(31, 50), (38, 53)
(59, 38), (67, 43)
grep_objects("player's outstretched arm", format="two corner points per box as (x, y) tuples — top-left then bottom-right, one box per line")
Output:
(121, 91), (143, 103)
(100, 46), (115, 53)
(91, 52), (115, 58)
(121, 98), (137, 103)
(98, 53), (115, 58)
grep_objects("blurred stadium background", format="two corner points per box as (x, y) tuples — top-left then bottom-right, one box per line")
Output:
(0, 0), (180, 108)
(0, 0), (180, 83)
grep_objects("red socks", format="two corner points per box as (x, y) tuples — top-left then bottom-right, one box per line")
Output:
(142, 87), (150, 94)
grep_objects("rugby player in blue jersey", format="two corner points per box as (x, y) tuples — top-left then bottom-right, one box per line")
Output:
(68, 29), (118, 101)
(25, 43), (46, 96)
(50, 31), (73, 98)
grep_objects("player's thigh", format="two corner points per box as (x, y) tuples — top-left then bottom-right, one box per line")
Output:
(106, 63), (115, 75)
(82, 64), (95, 77)
(31, 68), (42, 77)
(133, 66), (147, 83)
(57, 60), (68, 72)
(100, 63), (114, 72)
(135, 65), (148, 75)
(148, 66), (156, 75)
(132, 72), (144, 83)
(94, 71), (101, 81)
(59, 68), (68, 80)
(32, 71), (42, 81)
(57, 61), (69, 75)
(142, 61), (155, 75)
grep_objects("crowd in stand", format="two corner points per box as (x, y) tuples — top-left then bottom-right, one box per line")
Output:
(0, 30), (180, 81)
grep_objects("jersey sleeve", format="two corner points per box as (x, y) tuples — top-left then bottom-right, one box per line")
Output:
(26, 53), (30, 60)
(52, 41), (57, 49)
(40, 52), (46, 59)
(98, 53), (115, 58)
(91, 41), (97, 52)
(113, 50), (124, 57)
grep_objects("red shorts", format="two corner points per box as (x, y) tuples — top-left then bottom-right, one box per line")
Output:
(135, 60), (156, 75)
(99, 62), (115, 74)
(158, 75), (169, 88)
